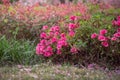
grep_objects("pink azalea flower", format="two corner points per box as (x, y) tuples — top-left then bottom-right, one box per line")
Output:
(91, 33), (98, 39)
(40, 32), (47, 39)
(70, 46), (78, 53)
(51, 37), (57, 43)
(98, 35), (107, 41)
(101, 41), (109, 47)
(100, 29), (107, 35)
(42, 25), (48, 30)
(70, 15), (77, 21)
(117, 16), (120, 20)
(60, 33), (66, 38)
(46, 46), (53, 51)
(68, 23), (76, 31)
(57, 44), (62, 50)
(111, 37), (117, 41)
(69, 31), (75, 37)
(54, 32), (59, 36)
(117, 28), (120, 32)
(114, 32), (120, 38)
(44, 52), (52, 57)
(54, 26), (60, 31)
(36, 44), (44, 55)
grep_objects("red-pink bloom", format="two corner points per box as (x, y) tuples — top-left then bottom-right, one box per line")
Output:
(70, 46), (78, 53)
(114, 32), (120, 38)
(54, 26), (60, 31)
(36, 44), (44, 55)
(68, 23), (76, 31)
(101, 41), (109, 47)
(70, 15), (77, 21)
(42, 25), (48, 30)
(44, 52), (52, 57)
(54, 32), (59, 36)
(51, 37), (57, 43)
(117, 16), (120, 20)
(113, 20), (120, 26)
(98, 35), (107, 41)
(60, 33), (66, 38)
(111, 37), (117, 41)
(117, 28), (120, 32)
(100, 29), (107, 35)
(40, 32), (47, 39)
(46, 46), (53, 52)
(91, 33), (98, 39)
(69, 31), (75, 37)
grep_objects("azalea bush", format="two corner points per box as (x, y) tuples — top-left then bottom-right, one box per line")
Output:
(0, 2), (88, 40)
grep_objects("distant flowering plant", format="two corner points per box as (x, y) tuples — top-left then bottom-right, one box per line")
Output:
(36, 15), (80, 57)
(91, 16), (120, 47)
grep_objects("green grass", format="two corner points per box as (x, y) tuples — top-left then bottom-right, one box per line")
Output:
(0, 63), (119, 80)
(0, 36), (40, 65)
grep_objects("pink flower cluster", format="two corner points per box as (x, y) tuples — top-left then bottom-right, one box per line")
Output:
(112, 16), (120, 26)
(36, 15), (79, 57)
(91, 29), (109, 47)
(91, 16), (120, 47)
(68, 16), (78, 37)
(111, 16), (120, 41)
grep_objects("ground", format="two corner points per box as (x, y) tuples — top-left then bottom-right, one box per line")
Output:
(0, 63), (120, 80)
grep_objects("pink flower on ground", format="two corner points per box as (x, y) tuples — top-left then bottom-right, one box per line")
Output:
(91, 33), (98, 39)
(70, 46), (78, 53)
(69, 31), (75, 37)
(111, 37), (117, 41)
(40, 32), (47, 39)
(100, 29), (107, 35)
(70, 15), (77, 21)
(98, 35), (107, 41)
(101, 41), (109, 47)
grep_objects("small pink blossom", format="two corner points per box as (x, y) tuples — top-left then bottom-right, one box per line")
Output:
(111, 37), (117, 41)
(68, 23), (76, 31)
(70, 46), (78, 53)
(98, 35), (107, 41)
(40, 32), (47, 39)
(42, 25), (48, 30)
(70, 15), (77, 21)
(101, 41), (109, 47)
(51, 37), (57, 43)
(114, 32), (120, 38)
(36, 44), (44, 55)
(60, 33), (66, 38)
(100, 29), (107, 35)
(69, 31), (75, 37)
(91, 33), (98, 39)
(117, 28), (120, 32)
(44, 52), (52, 57)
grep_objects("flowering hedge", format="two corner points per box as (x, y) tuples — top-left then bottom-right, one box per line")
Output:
(0, 2), (89, 40)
